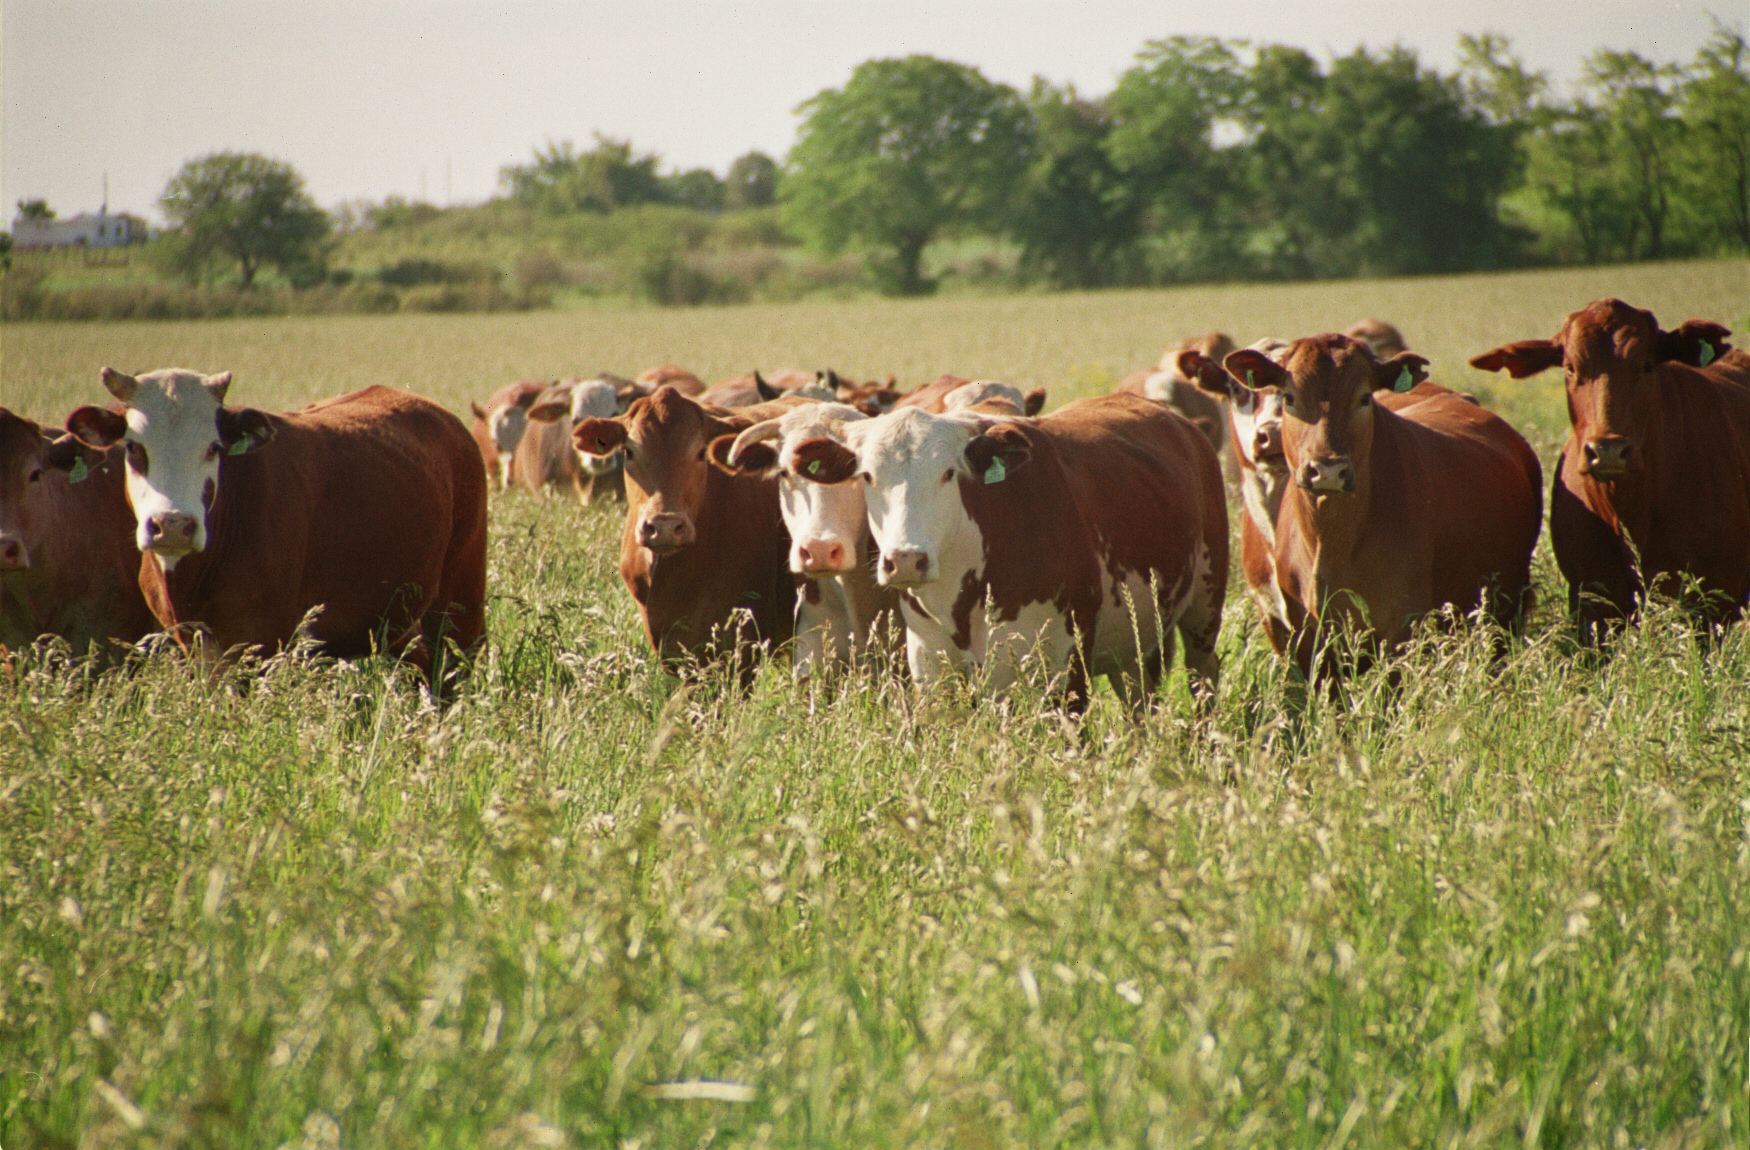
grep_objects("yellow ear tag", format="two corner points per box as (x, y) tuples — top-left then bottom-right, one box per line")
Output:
(1393, 365), (1413, 392)
(984, 457), (1006, 484)
(68, 457), (90, 483)
(1699, 342), (1716, 367)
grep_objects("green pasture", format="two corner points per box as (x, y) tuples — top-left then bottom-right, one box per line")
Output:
(1, 260), (1746, 1148)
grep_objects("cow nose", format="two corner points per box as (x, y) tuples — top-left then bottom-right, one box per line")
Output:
(1298, 456), (1354, 493)
(1253, 423), (1282, 459)
(1582, 437), (1631, 475)
(0, 535), (26, 570)
(881, 549), (931, 586)
(638, 513), (693, 550)
(146, 512), (200, 551)
(797, 539), (847, 573)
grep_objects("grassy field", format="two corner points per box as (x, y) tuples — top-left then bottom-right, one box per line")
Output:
(1, 260), (1746, 1148)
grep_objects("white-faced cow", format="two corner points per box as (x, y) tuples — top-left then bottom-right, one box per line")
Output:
(65, 369), (487, 681)
(1470, 298), (1750, 638)
(707, 402), (902, 680)
(517, 378), (627, 505)
(573, 387), (809, 679)
(0, 407), (157, 656)
(791, 394), (1228, 712)
(470, 380), (549, 490)
(1222, 335), (1542, 679)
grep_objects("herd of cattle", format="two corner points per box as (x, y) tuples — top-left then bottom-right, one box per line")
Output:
(2, 296), (1746, 710)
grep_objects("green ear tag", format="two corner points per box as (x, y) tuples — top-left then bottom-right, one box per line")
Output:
(807, 459), (821, 476)
(1245, 370), (1255, 387)
(228, 438), (250, 456)
(1699, 342), (1716, 367)
(68, 457), (90, 484)
(984, 457), (1006, 484)
(1393, 365), (1413, 393)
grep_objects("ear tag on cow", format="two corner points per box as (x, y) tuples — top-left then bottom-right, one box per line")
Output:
(807, 459), (822, 476)
(1245, 370), (1255, 388)
(983, 457), (1007, 484)
(227, 438), (250, 456)
(68, 457), (90, 484)
(1699, 342), (1716, 367)
(1393, 365), (1413, 392)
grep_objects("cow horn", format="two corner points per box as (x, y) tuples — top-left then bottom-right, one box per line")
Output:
(728, 418), (785, 465)
(204, 371), (233, 403)
(754, 371), (780, 402)
(100, 367), (137, 402)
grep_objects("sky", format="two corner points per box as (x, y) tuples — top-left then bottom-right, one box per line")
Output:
(3, 0), (1738, 224)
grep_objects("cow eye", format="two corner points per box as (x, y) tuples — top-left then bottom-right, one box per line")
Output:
(861, 471), (872, 484)
(1357, 393), (1371, 408)
(27, 467), (42, 483)
(205, 441), (223, 461)
(942, 468), (955, 483)
(622, 443), (636, 461)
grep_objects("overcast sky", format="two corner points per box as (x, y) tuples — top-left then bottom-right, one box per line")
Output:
(3, 0), (1737, 224)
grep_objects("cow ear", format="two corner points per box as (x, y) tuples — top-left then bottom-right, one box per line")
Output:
(1177, 349), (1232, 398)
(1023, 388), (1047, 416)
(204, 371), (233, 404)
(526, 399), (570, 423)
(66, 404), (130, 448)
(573, 418), (627, 457)
(1657, 320), (1731, 367)
(754, 371), (780, 402)
(853, 400), (882, 418)
(42, 433), (105, 475)
(1372, 353), (1429, 394)
(1469, 340), (1562, 378)
(216, 408), (274, 455)
(709, 433), (779, 476)
(100, 367), (138, 402)
(470, 401), (489, 422)
(1223, 349), (1290, 394)
(791, 436), (858, 484)
(964, 424), (1031, 482)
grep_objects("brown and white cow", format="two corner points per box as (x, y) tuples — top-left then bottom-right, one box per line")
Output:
(470, 380), (549, 490)
(1223, 336), (1542, 679)
(0, 407), (157, 656)
(893, 374), (1046, 416)
(708, 402), (902, 680)
(65, 369), (487, 680)
(1470, 298), (1750, 637)
(1115, 332), (1234, 456)
(790, 394), (1228, 712)
(517, 378), (627, 505)
(573, 387), (807, 677)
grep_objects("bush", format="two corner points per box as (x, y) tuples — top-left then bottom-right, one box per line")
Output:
(376, 257), (502, 288)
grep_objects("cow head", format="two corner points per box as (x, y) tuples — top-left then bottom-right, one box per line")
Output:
(575, 386), (750, 555)
(793, 407), (1031, 589)
(1225, 336), (1427, 496)
(1343, 320), (1408, 359)
(709, 403), (871, 576)
(472, 381), (546, 488)
(1185, 338), (1292, 477)
(64, 368), (273, 568)
(530, 378), (625, 476)
(0, 408), (106, 572)
(1470, 298), (1732, 480)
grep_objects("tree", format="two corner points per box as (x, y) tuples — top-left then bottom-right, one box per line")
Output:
(16, 199), (54, 221)
(159, 152), (330, 289)
(1009, 81), (1144, 287)
(499, 135), (665, 214)
(725, 151), (779, 209)
(1583, 50), (1684, 259)
(784, 55), (1030, 295)
(662, 168), (726, 212)
(1679, 23), (1750, 252)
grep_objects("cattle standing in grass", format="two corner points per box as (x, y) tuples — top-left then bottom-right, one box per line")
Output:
(1470, 298), (1750, 638)
(65, 370), (487, 681)
(1223, 336), (1541, 680)
(518, 378), (626, 505)
(470, 380), (548, 490)
(0, 407), (157, 656)
(791, 394), (1227, 712)
(708, 403), (901, 680)
(573, 387), (807, 677)
(1115, 332), (1234, 457)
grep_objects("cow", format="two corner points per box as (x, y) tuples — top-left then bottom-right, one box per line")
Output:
(788, 393), (1228, 713)
(64, 369), (488, 684)
(636, 364), (706, 396)
(707, 402), (902, 680)
(830, 371), (905, 414)
(1470, 298), (1750, 639)
(1114, 332), (1234, 456)
(941, 381), (1032, 416)
(469, 380), (549, 490)
(894, 375), (1047, 416)
(572, 387), (808, 679)
(517, 378), (626, 505)
(1220, 335), (1542, 681)
(700, 370), (836, 408)
(0, 407), (157, 657)
(1344, 320), (1409, 359)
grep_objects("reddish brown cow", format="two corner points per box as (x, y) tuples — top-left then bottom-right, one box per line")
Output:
(636, 364), (706, 396)
(1114, 332), (1234, 455)
(66, 370), (487, 681)
(1225, 335), (1542, 679)
(1343, 320), (1408, 359)
(700, 370), (834, 408)
(572, 387), (807, 677)
(0, 407), (157, 656)
(470, 380), (549, 489)
(1471, 298), (1750, 637)
(893, 375), (1046, 416)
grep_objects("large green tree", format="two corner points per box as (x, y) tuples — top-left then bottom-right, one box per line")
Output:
(159, 152), (330, 288)
(1009, 81), (1144, 288)
(1678, 24), (1750, 252)
(784, 55), (1030, 295)
(499, 135), (665, 214)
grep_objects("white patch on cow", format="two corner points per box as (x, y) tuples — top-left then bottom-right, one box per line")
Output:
(793, 574), (853, 681)
(844, 408), (988, 587)
(489, 404), (529, 488)
(943, 380), (1027, 414)
(567, 380), (623, 475)
(1137, 370), (1178, 404)
(1089, 564), (1167, 679)
(113, 370), (229, 563)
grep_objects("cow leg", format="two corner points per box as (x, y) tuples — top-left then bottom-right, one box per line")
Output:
(1550, 469), (1638, 645)
(1174, 589), (1222, 715)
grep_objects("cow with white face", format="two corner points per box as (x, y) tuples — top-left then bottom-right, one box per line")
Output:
(522, 377), (628, 504)
(791, 394), (1228, 712)
(470, 380), (548, 490)
(707, 402), (900, 680)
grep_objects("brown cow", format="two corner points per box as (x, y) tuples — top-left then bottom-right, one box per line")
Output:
(0, 407), (157, 656)
(1224, 335), (1542, 680)
(65, 370), (487, 682)
(1470, 298), (1750, 638)
(700, 370), (835, 408)
(514, 378), (627, 505)
(1343, 320), (1409, 359)
(894, 375), (1046, 416)
(572, 387), (807, 678)
(635, 364), (706, 396)
(1114, 332), (1234, 455)
(470, 380), (549, 490)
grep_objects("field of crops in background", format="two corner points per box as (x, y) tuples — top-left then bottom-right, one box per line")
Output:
(1, 259), (1746, 1148)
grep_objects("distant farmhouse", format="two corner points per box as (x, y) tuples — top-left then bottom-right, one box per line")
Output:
(12, 208), (146, 249)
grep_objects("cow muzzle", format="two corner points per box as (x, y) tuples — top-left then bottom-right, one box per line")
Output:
(880, 549), (931, 587)
(638, 513), (694, 552)
(1253, 423), (1282, 462)
(1581, 436), (1633, 477)
(796, 539), (851, 575)
(1298, 456), (1355, 494)
(0, 533), (27, 571)
(145, 512), (201, 555)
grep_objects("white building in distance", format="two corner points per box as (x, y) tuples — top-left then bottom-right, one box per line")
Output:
(12, 208), (144, 249)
